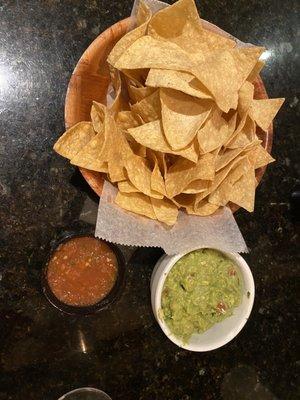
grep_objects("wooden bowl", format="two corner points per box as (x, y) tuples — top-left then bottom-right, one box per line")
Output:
(65, 17), (272, 209)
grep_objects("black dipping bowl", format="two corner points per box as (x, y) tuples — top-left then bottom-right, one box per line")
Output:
(42, 231), (126, 315)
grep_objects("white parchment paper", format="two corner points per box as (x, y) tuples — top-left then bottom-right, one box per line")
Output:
(95, 0), (249, 254)
(96, 182), (247, 255)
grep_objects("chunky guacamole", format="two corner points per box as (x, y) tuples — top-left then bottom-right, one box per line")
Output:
(161, 249), (242, 342)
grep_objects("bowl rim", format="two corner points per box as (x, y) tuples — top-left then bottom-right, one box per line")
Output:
(58, 387), (112, 400)
(152, 248), (255, 351)
(41, 231), (126, 315)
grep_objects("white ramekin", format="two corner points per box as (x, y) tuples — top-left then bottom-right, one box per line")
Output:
(150, 249), (255, 352)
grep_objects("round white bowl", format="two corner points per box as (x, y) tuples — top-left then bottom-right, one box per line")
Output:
(58, 387), (112, 400)
(150, 249), (255, 352)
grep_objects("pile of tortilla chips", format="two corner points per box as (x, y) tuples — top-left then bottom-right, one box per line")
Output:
(54, 0), (284, 226)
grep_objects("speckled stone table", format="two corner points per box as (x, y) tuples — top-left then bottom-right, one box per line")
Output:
(0, 1), (299, 399)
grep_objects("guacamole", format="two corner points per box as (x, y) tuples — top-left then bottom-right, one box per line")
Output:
(161, 249), (242, 342)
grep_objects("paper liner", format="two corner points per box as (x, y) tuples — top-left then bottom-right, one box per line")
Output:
(96, 182), (247, 254)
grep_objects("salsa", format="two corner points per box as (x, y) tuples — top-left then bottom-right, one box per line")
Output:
(161, 249), (242, 342)
(47, 237), (118, 307)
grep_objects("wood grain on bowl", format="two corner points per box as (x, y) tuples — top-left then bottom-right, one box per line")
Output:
(64, 17), (273, 207)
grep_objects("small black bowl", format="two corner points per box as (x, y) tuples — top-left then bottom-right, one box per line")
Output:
(42, 231), (126, 315)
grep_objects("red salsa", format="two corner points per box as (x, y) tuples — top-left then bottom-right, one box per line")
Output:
(47, 237), (118, 306)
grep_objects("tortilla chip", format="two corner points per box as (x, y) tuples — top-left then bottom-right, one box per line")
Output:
(127, 120), (198, 162)
(247, 60), (265, 82)
(194, 155), (248, 206)
(107, 130), (126, 181)
(125, 154), (163, 199)
(227, 134), (249, 150)
(227, 133), (250, 149)
(238, 81), (254, 116)
(127, 83), (157, 103)
(243, 117), (256, 141)
(221, 109), (236, 132)
(114, 35), (195, 72)
(160, 88), (212, 150)
(198, 27), (236, 51)
(215, 148), (246, 171)
(151, 197), (178, 225)
(146, 69), (211, 99)
(131, 90), (161, 123)
(109, 67), (129, 113)
(157, 152), (168, 177)
(70, 133), (108, 173)
(148, 0), (201, 36)
(165, 153), (215, 198)
(223, 112), (238, 142)
(227, 117), (256, 149)
(116, 110), (142, 130)
(148, 150), (168, 178)
(247, 144), (275, 169)
(127, 137), (147, 157)
(224, 113), (247, 146)
(172, 193), (196, 208)
(208, 157), (252, 206)
(193, 46), (264, 112)
(197, 109), (229, 153)
(148, 0), (208, 55)
(91, 102), (106, 133)
(107, 0), (151, 66)
(118, 180), (139, 193)
(122, 68), (149, 86)
(151, 165), (166, 195)
(182, 179), (210, 194)
(249, 98), (284, 131)
(187, 200), (219, 216)
(148, 0), (235, 53)
(115, 191), (157, 220)
(99, 112), (132, 181)
(123, 74), (144, 90)
(228, 169), (256, 212)
(54, 122), (96, 159)
(150, 153), (166, 195)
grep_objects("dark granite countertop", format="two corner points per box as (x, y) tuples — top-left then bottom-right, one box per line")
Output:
(0, 1), (299, 399)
